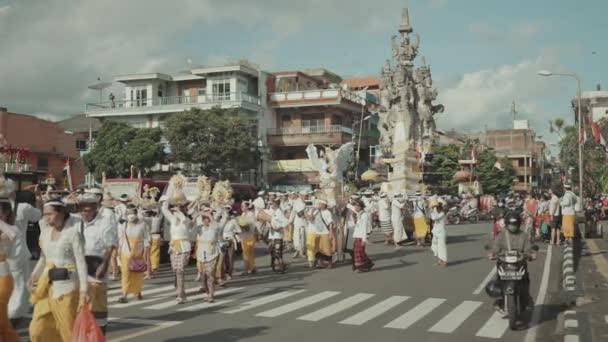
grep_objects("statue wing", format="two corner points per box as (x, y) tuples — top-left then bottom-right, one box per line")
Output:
(306, 144), (324, 172)
(332, 142), (354, 180)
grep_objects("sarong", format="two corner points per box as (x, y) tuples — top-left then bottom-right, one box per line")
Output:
(414, 217), (430, 239)
(431, 234), (447, 262)
(353, 238), (372, 270)
(562, 214), (576, 238)
(0, 274), (19, 342)
(241, 238), (256, 272)
(200, 257), (218, 292)
(306, 233), (332, 262)
(170, 251), (190, 272)
(380, 220), (393, 235)
(29, 288), (78, 342)
(270, 239), (284, 260)
(121, 256), (144, 296)
(150, 238), (161, 271)
(88, 281), (108, 332)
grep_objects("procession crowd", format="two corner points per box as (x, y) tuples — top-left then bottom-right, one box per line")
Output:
(0, 173), (456, 342)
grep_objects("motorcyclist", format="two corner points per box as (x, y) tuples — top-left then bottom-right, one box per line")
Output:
(488, 212), (536, 314)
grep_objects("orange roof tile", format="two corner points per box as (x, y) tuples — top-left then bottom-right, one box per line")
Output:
(342, 77), (380, 89)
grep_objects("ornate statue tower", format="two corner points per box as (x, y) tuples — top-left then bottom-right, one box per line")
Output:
(377, 4), (444, 194)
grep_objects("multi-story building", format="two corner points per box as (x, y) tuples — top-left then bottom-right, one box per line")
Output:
(574, 84), (608, 122)
(0, 107), (85, 188)
(266, 69), (379, 191)
(57, 114), (102, 157)
(483, 121), (546, 192)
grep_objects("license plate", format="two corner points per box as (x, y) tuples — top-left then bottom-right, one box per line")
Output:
(502, 271), (522, 280)
(505, 255), (518, 263)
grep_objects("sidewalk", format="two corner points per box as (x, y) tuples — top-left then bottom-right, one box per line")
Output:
(564, 236), (608, 342)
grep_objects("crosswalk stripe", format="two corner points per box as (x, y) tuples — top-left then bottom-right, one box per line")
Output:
(428, 300), (483, 333)
(384, 298), (446, 329)
(107, 285), (175, 302)
(144, 287), (244, 310)
(475, 311), (509, 339)
(297, 293), (375, 322)
(177, 299), (236, 312)
(220, 290), (307, 314)
(340, 296), (410, 326)
(256, 291), (340, 318)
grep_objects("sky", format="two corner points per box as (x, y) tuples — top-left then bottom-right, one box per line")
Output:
(1, 0), (606, 154)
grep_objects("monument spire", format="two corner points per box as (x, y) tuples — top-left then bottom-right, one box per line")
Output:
(399, 4), (413, 33)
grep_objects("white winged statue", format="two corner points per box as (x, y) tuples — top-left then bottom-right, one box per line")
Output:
(306, 142), (354, 206)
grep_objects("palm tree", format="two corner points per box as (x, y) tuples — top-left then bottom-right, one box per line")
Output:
(549, 118), (565, 139)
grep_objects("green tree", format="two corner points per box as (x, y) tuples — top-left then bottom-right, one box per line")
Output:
(426, 144), (460, 194)
(84, 121), (165, 178)
(476, 148), (516, 196)
(164, 107), (257, 176)
(559, 119), (608, 197)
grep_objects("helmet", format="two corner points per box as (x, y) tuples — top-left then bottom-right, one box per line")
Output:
(505, 212), (521, 233)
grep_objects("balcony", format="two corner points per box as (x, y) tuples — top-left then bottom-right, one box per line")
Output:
(268, 89), (364, 109)
(267, 125), (354, 147)
(267, 159), (315, 173)
(85, 92), (261, 117)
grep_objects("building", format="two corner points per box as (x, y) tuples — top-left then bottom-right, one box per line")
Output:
(574, 85), (608, 123)
(0, 107), (85, 187)
(57, 114), (102, 157)
(483, 125), (546, 192)
(266, 69), (379, 191)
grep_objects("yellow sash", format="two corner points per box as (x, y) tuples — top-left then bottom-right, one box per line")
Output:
(30, 262), (75, 305)
(170, 239), (187, 253)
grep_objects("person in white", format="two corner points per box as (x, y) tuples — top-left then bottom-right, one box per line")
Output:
(0, 200), (20, 341)
(161, 196), (194, 304)
(391, 193), (408, 247)
(352, 200), (374, 272)
(267, 200), (289, 273)
(78, 192), (118, 334)
(430, 199), (448, 267)
(377, 192), (393, 245)
(4, 177), (42, 321)
(307, 200), (335, 269)
(194, 210), (221, 302)
(548, 190), (562, 245)
(289, 191), (308, 259)
(220, 210), (241, 281)
(342, 195), (359, 263)
(560, 184), (578, 243)
(117, 205), (150, 303)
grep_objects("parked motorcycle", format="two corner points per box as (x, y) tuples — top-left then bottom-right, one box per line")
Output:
(447, 206), (479, 225)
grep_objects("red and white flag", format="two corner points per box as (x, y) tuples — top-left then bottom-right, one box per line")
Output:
(590, 116), (602, 144)
(579, 126), (587, 145)
(63, 159), (74, 191)
(494, 160), (504, 171)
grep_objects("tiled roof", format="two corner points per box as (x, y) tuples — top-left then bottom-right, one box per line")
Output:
(342, 77), (380, 89)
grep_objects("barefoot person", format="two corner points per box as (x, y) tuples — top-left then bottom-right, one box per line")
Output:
(117, 205), (150, 303)
(430, 199), (448, 267)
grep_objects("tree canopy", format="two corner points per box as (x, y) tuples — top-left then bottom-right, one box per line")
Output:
(163, 107), (257, 177)
(84, 121), (165, 178)
(476, 148), (516, 196)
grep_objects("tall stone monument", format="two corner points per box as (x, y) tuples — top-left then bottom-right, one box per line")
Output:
(377, 5), (444, 194)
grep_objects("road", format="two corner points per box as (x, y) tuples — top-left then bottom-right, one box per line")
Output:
(18, 223), (565, 342)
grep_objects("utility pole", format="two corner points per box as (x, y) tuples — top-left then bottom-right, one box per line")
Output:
(511, 100), (517, 128)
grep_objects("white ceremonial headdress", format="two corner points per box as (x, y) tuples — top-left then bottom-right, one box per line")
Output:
(78, 193), (99, 204)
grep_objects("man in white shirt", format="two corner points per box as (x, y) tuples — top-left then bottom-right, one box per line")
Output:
(309, 200), (335, 269)
(560, 184), (577, 243)
(548, 190), (562, 245)
(220, 210), (241, 280)
(79, 193), (118, 335)
(268, 200), (288, 273)
(377, 192), (393, 245)
(6, 178), (42, 322)
(289, 191), (308, 259)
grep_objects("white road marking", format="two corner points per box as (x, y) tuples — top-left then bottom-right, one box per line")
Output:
(107, 317), (181, 342)
(109, 286), (209, 309)
(107, 285), (174, 302)
(220, 290), (307, 314)
(524, 244), (553, 342)
(428, 300), (483, 333)
(144, 287), (244, 310)
(340, 296), (409, 326)
(256, 291), (340, 317)
(384, 298), (446, 330)
(297, 293), (375, 322)
(475, 311), (509, 339)
(177, 299), (236, 312)
(473, 266), (497, 295)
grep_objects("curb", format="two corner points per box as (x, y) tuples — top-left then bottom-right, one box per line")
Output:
(561, 240), (589, 291)
(563, 310), (580, 342)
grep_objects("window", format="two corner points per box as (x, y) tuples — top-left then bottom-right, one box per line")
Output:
(281, 115), (291, 127)
(517, 176), (525, 183)
(130, 88), (147, 107)
(197, 88), (206, 96)
(157, 84), (163, 98)
(212, 79), (231, 100)
(249, 119), (258, 137)
(76, 140), (88, 151)
(37, 156), (49, 171)
(301, 114), (325, 132)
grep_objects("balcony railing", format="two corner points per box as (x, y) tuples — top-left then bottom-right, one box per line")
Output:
(85, 92), (261, 113)
(268, 159), (315, 173)
(267, 125), (354, 136)
(269, 89), (365, 105)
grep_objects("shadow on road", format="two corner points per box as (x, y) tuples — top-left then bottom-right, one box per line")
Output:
(446, 256), (484, 267)
(163, 326), (271, 342)
(447, 233), (488, 244)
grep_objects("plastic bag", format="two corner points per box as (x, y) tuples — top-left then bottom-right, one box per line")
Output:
(71, 304), (105, 342)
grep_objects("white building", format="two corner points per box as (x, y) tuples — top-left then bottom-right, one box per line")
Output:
(85, 63), (272, 138)
(578, 88), (608, 122)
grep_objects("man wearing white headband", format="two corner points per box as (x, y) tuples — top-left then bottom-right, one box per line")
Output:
(289, 191), (308, 259)
(306, 199), (335, 269)
(78, 192), (118, 334)
(3, 177), (42, 323)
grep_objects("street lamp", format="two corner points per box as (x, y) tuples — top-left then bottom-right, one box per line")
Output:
(354, 87), (369, 180)
(537, 70), (583, 203)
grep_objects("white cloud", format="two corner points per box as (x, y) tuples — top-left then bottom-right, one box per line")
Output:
(435, 55), (568, 142)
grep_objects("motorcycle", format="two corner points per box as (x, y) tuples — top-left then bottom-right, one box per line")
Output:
(486, 245), (539, 330)
(447, 206), (479, 225)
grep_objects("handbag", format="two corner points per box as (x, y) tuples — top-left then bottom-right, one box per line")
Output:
(48, 268), (70, 282)
(125, 230), (148, 273)
(84, 256), (103, 278)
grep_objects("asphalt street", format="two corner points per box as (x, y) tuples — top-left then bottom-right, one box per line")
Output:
(16, 223), (566, 342)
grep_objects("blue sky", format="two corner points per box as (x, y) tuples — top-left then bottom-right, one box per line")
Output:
(0, 0), (606, 152)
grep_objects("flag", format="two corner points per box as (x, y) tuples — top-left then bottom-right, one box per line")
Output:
(590, 116), (601, 144)
(130, 165), (135, 179)
(63, 159), (74, 191)
(494, 160), (504, 171)
(471, 147), (478, 164)
(579, 126), (587, 145)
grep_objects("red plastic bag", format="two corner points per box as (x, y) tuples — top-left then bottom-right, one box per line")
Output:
(71, 304), (105, 342)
